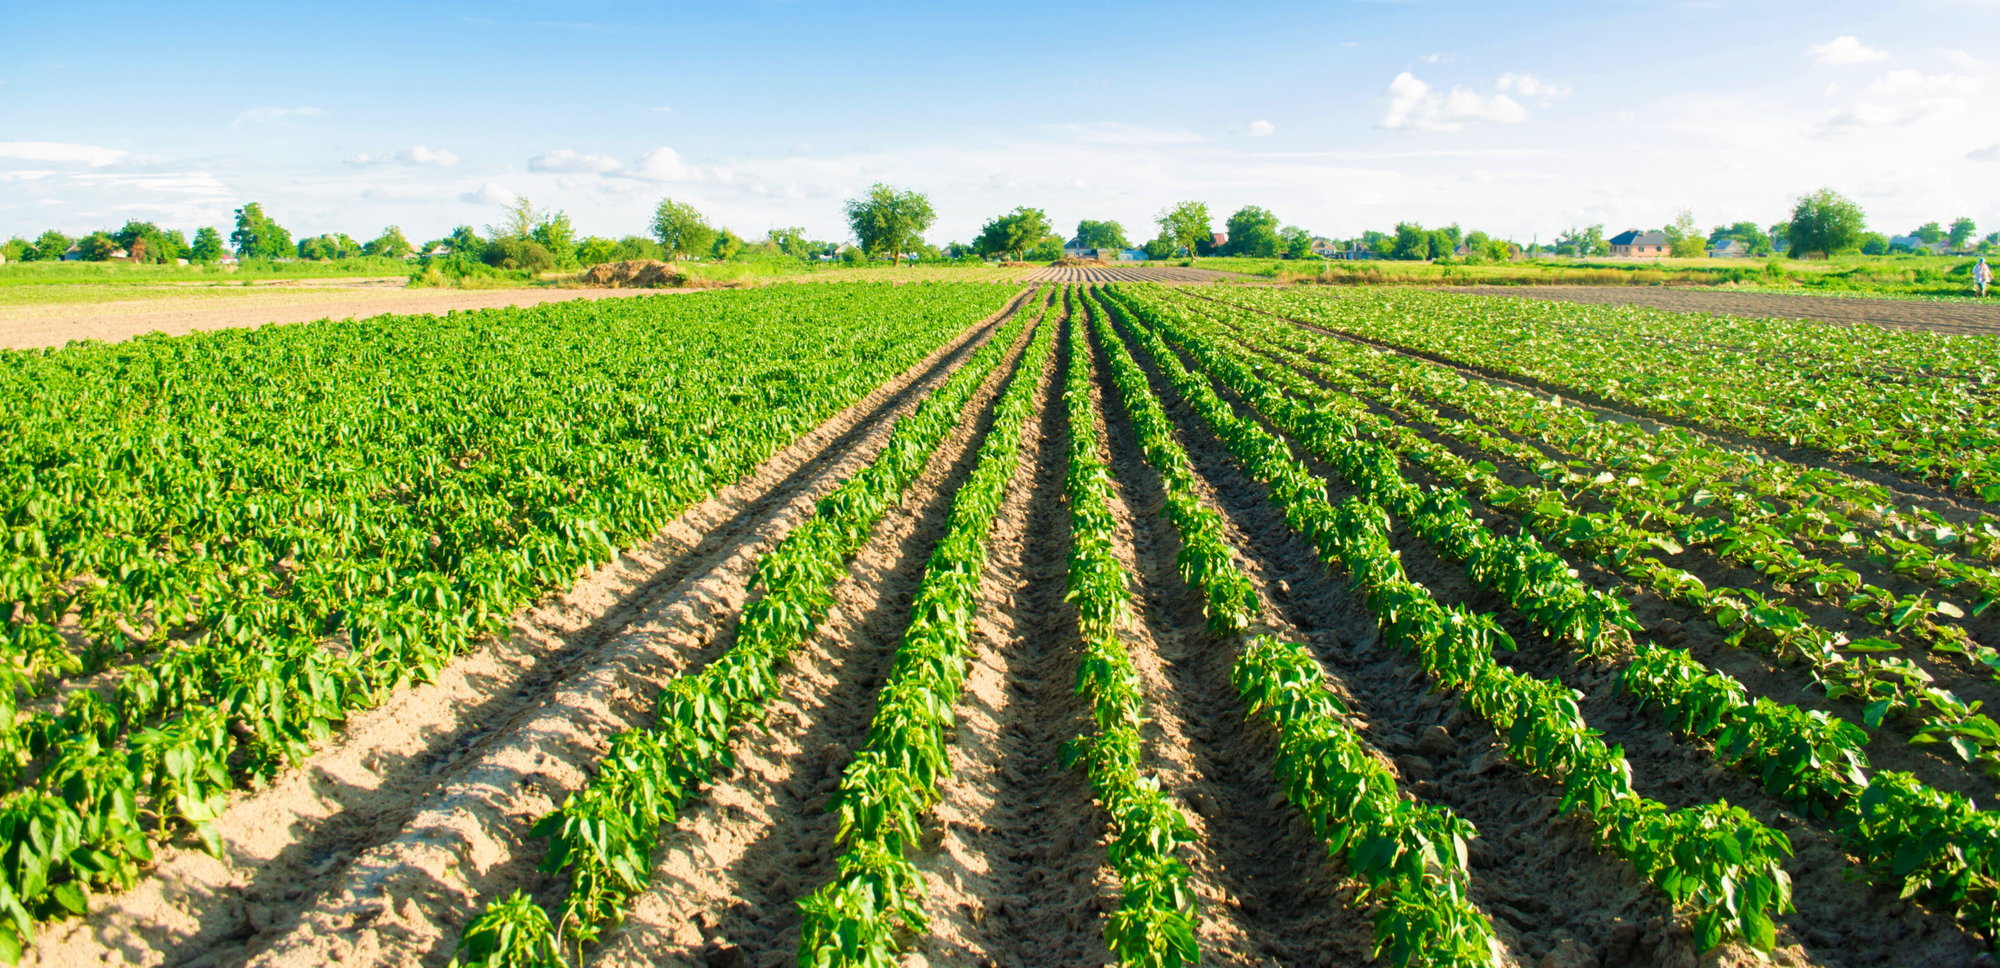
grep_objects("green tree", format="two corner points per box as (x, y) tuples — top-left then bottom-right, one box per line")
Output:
(1142, 237), (1176, 260)
(1156, 201), (1212, 264)
(615, 235), (666, 261)
(112, 221), (173, 263)
(298, 233), (362, 260)
(1706, 221), (1773, 256)
(77, 232), (121, 261)
(1788, 188), (1867, 259)
(1222, 205), (1281, 258)
(1, 237), (26, 262)
(844, 183), (936, 266)
(530, 213), (577, 267)
(363, 225), (414, 259)
(491, 195), (543, 241)
(1666, 209), (1706, 258)
(27, 230), (71, 261)
(575, 236), (619, 265)
(711, 227), (744, 261)
(1279, 226), (1312, 260)
(1915, 221), (1944, 245)
(1073, 219), (1130, 251)
(444, 225), (484, 256)
(482, 237), (555, 272)
(767, 226), (813, 260)
(1391, 222), (1434, 261)
(1557, 224), (1607, 257)
(650, 198), (718, 261)
(839, 245), (866, 266)
(189, 227), (225, 263)
(1949, 217), (1978, 250)
(1024, 236), (1064, 262)
(1860, 233), (1890, 256)
(230, 203), (292, 259)
(974, 207), (1054, 261)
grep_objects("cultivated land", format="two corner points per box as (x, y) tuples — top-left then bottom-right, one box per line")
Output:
(4, 279), (2000, 968)
(1442, 285), (2000, 338)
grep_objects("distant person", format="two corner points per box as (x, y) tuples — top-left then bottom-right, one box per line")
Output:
(1977, 257), (1992, 298)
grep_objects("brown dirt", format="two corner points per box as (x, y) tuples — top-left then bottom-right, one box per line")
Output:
(0, 286), (688, 351)
(1023, 265), (1250, 284)
(25, 289), (1034, 968)
(577, 260), (691, 288)
(583, 300), (1050, 967)
(1440, 285), (2000, 338)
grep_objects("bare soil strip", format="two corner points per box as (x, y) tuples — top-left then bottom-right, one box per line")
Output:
(1441, 285), (2000, 339)
(1126, 295), (1992, 966)
(28, 290), (1032, 968)
(1088, 310), (1381, 967)
(583, 303), (1049, 968)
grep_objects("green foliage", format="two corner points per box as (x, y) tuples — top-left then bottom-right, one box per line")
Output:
(229, 202), (292, 259)
(1279, 226), (1312, 260)
(448, 891), (563, 968)
(27, 231), (71, 262)
(574, 236), (618, 266)
(1221, 205), (1280, 258)
(481, 237), (555, 273)
(188, 227), (226, 263)
(530, 214), (576, 268)
(1142, 237), (1175, 261)
(1074, 219), (1130, 251)
(974, 207), (1053, 260)
(1788, 188), (1866, 259)
(1024, 237), (1063, 262)
(649, 198), (717, 261)
(843, 183), (936, 267)
(76, 232), (120, 261)
(1950, 218), (1979, 250)
(0, 238), (23, 263)
(361, 226), (413, 259)
(709, 227), (743, 262)
(297, 233), (362, 261)
(1154, 201), (1211, 264)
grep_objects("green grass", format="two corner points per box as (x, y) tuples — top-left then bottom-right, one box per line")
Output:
(0, 258), (412, 287)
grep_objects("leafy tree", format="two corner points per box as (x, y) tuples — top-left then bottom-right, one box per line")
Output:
(1666, 209), (1706, 258)
(1860, 233), (1890, 256)
(1, 237), (26, 262)
(1222, 205), (1281, 258)
(843, 183), (936, 266)
(444, 225), (484, 256)
(614, 235), (666, 261)
(1156, 201), (1212, 264)
(1073, 219), (1130, 251)
(974, 207), (1054, 261)
(78, 231), (122, 261)
(1949, 217), (1978, 250)
(1142, 237), (1176, 261)
(1767, 222), (1790, 251)
(1480, 238), (1513, 262)
(230, 203), (293, 259)
(575, 236), (619, 265)
(1706, 221), (1773, 256)
(1391, 222), (1434, 261)
(1914, 221), (1944, 245)
(530, 213), (577, 267)
(1787, 188), (1866, 259)
(113, 221), (184, 263)
(650, 198), (718, 261)
(1557, 225), (1607, 257)
(839, 245), (866, 266)
(766, 226), (813, 260)
(363, 225), (414, 259)
(1280, 226), (1312, 260)
(711, 228), (744, 261)
(189, 227), (225, 263)
(482, 237), (555, 272)
(1024, 236), (1064, 262)
(490, 196), (544, 241)
(26, 230), (70, 261)
(298, 233), (362, 260)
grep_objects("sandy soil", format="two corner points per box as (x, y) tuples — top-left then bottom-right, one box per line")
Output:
(25, 289), (1033, 968)
(1022, 265), (1248, 284)
(1440, 285), (2000, 338)
(0, 285), (688, 351)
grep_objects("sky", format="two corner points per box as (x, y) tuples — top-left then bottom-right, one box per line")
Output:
(3, 0), (1999, 248)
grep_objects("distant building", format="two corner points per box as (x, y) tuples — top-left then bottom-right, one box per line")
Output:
(1608, 230), (1671, 258)
(1888, 235), (1949, 255)
(1118, 248), (1146, 262)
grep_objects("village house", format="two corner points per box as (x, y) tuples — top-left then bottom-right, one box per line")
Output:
(1608, 230), (1671, 258)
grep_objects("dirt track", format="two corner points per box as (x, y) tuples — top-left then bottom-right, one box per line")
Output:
(1441, 285), (2000, 337)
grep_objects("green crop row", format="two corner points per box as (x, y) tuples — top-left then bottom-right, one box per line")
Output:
(445, 290), (1047, 968)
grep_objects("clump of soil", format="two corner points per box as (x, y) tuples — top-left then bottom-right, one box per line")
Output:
(578, 260), (690, 288)
(1050, 256), (1109, 267)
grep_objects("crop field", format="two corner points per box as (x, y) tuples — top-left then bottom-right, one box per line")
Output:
(4, 279), (2000, 968)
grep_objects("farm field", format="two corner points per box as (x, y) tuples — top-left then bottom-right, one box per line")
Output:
(4, 280), (2000, 968)
(1443, 285), (2000, 338)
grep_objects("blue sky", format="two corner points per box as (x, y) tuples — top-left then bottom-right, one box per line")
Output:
(3, 0), (1997, 247)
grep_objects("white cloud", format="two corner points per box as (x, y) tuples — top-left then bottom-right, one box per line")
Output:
(0, 141), (129, 166)
(1495, 72), (1572, 104)
(1972, 144), (2000, 161)
(1246, 119), (1275, 137)
(1811, 36), (1888, 65)
(348, 145), (459, 167)
(1867, 69), (1981, 96)
(458, 182), (513, 205)
(233, 106), (326, 125)
(631, 146), (705, 182)
(1381, 72), (1529, 131)
(528, 148), (625, 174)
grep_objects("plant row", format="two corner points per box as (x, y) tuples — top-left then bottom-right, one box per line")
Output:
(794, 293), (1059, 965)
(445, 291), (1050, 968)
(1081, 289), (1505, 967)
(1126, 287), (2000, 949)
(1056, 295), (1202, 967)
(1098, 287), (1794, 953)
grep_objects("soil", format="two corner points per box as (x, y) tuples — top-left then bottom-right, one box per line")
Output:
(1023, 265), (1250, 284)
(0, 285), (687, 351)
(1440, 285), (2000, 338)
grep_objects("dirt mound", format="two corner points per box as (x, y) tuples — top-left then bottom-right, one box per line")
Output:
(579, 260), (690, 288)
(1050, 256), (1109, 267)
